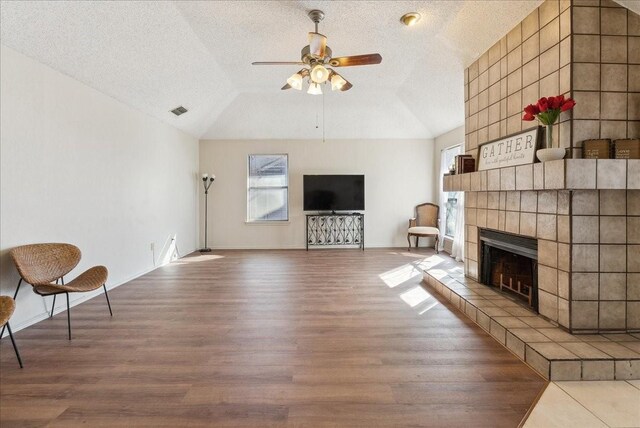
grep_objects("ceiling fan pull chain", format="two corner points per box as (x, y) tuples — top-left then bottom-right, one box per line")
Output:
(322, 89), (326, 143)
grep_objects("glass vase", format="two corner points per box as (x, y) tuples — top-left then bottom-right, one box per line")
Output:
(545, 124), (553, 149)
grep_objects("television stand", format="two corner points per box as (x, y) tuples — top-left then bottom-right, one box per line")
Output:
(306, 213), (364, 250)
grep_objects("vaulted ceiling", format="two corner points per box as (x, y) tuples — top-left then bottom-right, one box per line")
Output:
(0, 0), (575, 140)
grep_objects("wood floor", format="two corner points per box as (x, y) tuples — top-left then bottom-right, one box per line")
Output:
(0, 249), (546, 427)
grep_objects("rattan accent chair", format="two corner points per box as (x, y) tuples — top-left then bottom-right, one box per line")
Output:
(407, 203), (440, 253)
(7, 243), (112, 340)
(0, 296), (23, 368)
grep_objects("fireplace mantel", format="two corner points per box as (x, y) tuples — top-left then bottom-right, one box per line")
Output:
(444, 159), (640, 193)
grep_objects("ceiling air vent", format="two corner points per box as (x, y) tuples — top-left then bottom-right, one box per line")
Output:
(170, 106), (188, 116)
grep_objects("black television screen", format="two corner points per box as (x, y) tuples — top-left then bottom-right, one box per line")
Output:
(303, 175), (365, 211)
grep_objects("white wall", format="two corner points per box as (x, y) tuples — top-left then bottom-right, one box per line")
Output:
(200, 139), (434, 249)
(0, 45), (199, 332)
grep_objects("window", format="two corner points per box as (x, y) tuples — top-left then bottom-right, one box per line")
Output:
(247, 154), (288, 222)
(443, 145), (462, 237)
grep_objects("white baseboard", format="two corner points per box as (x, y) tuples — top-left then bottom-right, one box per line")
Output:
(204, 244), (418, 250)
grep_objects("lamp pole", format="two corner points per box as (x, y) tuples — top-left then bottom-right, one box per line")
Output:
(200, 173), (215, 252)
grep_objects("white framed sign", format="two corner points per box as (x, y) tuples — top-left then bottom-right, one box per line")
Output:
(477, 127), (541, 171)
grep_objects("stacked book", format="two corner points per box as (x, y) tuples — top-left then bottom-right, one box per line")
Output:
(583, 139), (640, 159)
(454, 154), (475, 174)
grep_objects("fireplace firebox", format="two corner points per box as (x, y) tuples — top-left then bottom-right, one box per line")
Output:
(479, 229), (538, 311)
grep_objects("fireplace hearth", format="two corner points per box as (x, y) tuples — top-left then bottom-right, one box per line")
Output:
(479, 229), (538, 311)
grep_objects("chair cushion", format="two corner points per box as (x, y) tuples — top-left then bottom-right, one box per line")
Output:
(408, 226), (439, 235)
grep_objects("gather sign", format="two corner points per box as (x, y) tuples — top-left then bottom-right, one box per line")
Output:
(477, 127), (541, 171)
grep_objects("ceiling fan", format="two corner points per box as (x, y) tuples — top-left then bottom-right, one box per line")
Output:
(252, 9), (382, 94)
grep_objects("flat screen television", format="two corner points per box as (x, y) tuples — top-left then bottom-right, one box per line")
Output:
(303, 175), (365, 211)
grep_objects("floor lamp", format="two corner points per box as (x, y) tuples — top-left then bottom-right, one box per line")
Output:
(200, 173), (215, 252)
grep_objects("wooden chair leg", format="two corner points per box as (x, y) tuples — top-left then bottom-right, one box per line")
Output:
(407, 234), (412, 251)
(435, 235), (439, 254)
(415, 237), (419, 248)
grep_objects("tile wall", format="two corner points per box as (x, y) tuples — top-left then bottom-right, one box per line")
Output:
(464, 0), (640, 160)
(570, 190), (640, 331)
(464, 0), (572, 159)
(572, 0), (640, 157)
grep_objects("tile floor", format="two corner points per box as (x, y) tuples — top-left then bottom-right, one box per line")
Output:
(420, 254), (640, 380)
(524, 380), (640, 428)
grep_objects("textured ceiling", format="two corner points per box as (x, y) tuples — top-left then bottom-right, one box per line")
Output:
(616, 1), (640, 15)
(0, 0), (549, 140)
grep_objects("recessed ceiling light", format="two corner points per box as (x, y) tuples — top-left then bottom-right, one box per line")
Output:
(400, 12), (421, 27)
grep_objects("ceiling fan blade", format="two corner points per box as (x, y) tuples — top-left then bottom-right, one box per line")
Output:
(329, 54), (382, 67)
(340, 81), (353, 91)
(308, 32), (327, 58)
(281, 83), (292, 90)
(252, 61), (306, 65)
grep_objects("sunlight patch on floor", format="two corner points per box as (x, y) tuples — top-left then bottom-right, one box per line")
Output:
(386, 250), (430, 259)
(400, 286), (433, 308)
(378, 263), (423, 288)
(413, 254), (447, 271)
(172, 254), (226, 264)
(428, 268), (450, 281)
(379, 254), (448, 289)
(450, 265), (464, 273)
(418, 300), (440, 314)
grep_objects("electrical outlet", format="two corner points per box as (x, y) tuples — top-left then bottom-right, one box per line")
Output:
(150, 242), (155, 251)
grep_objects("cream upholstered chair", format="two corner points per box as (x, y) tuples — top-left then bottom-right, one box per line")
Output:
(0, 296), (23, 368)
(7, 243), (111, 340)
(407, 203), (440, 253)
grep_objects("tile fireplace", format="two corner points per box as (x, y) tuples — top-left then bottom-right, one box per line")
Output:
(450, 0), (640, 333)
(444, 159), (640, 334)
(426, 0), (640, 380)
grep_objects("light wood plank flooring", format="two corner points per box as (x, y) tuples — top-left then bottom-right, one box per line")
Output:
(0, 249), (546, 427)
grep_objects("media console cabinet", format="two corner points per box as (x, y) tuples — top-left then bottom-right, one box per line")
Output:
(305, 213), (364, 250)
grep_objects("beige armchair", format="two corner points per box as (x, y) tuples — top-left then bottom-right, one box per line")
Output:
(407, 203), (440, 253)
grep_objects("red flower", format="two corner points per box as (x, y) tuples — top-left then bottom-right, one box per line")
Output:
(524, 104), (540, 116)
(549, 95), (563, 110)
(537, 97), (549, 112)
(561, 98), (576, 112)
(522, 94), (576, 123)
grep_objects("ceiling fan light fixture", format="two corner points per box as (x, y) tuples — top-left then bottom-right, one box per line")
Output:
(400, 12), (421, 26)
(286, 72), (303, 90)
(310, 64), (330, 83)
(307, 82), (323, 95)
(250, 9), (382, 95)
(330, 73), (347, 91)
